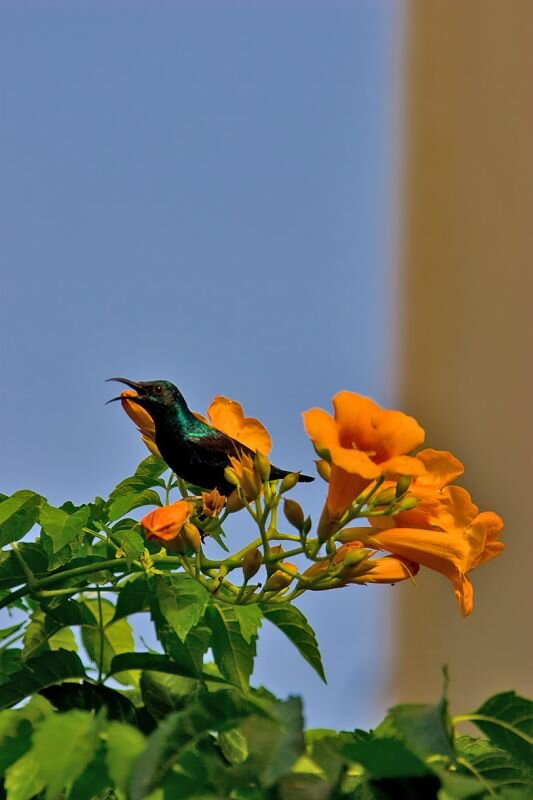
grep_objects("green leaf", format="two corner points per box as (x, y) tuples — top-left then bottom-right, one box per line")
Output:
(109, 651), (200, 680)
(106, 720), (146, 792)
(113, 574), (153, 621)
(0, 623), (24, 642)
(0, 649), (22, 682)
(239, 697), (306, 787)
(152, 602), (211, 678)
(140, 670), (200, 720)
(208, 605), (257, 690)
(31, 709), (100, 800)
(219, 728), (249, 765)
(4, 750), (46, 800)
(112, 526), (145, 567)
(0, 718), (33, 775)
(68, 742), (112, 800)
(261, 603), (326, 683)
(81, 598), (135, 682)
(470, 692), (533, 771)
(108, 489), (162, 522)
(156, 574), (210, 641)
(0, 491), (42, 548)
(456, 735), (532, 793)
(0, 649), (86, 710)
(376, 700), (454, 760)
(342, 737), (433, 779)
(39, 503), (90, 553)
(0, 544), (48, 590)
(40, 680), (139, 724)
(46, 598), (98, 627)
(22, 608), (69, 661)
(135, 455), (169, 479)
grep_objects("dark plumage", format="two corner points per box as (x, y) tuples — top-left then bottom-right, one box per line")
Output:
(107, 378), (314, 495)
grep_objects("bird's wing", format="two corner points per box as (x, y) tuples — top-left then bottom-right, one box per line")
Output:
(188, 425), (253, 460)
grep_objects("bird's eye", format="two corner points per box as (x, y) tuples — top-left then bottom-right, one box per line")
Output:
(154, 384), (163, 395)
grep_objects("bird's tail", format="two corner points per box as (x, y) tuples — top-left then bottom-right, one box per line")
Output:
(297, 473), (314, 483)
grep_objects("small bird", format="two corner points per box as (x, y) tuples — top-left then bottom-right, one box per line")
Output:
(107, 378), (314, 494)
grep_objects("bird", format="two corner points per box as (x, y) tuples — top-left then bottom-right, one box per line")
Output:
(107, 378), (314, 495)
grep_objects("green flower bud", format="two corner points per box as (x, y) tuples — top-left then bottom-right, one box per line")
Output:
(313, 444), (332, 462)
(373, 487), (396, 506)
(242, 547), (262, 580)
(302, 516), (312, 536)
(254, 451), (271, 482)
(315, 459), (331, 482)
(397, 494), (419, 511)
(263, 562), (297, 592)
(181, 522), (202, 552)
(224, 467), (240, 487)
(280, 472), (300, 494)
(395, 475), (412, 498)
(283, 498), (305, 529)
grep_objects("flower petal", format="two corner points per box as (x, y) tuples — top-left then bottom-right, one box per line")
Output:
(416, 449), (464, 488)
(207, 396), (272, 454)
(302, 407), (339, 450)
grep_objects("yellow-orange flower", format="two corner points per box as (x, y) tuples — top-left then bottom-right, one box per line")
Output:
(301, 541), (417, 589)
(303, 391), (426, 520)
(228, 451), (262, 499)
(201, 488), (226, 518)
(121, 390), (162, 457)
(198, 396), (272, 455)
(356, 510), (505, 615)
(371, 449), (477, 534)
(141, 500), (195, 552)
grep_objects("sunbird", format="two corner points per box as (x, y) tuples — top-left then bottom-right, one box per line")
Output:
(107, 378), (314, 494)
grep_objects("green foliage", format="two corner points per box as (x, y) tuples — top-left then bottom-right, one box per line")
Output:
(0, 459), (531, 799)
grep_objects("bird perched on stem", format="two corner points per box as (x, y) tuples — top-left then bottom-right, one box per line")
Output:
(107, 378), (314, 495)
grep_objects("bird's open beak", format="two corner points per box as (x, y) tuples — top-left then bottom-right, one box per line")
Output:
(105, 377), (145, 405)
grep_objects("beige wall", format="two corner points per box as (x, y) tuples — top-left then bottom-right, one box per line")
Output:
(391, 1), (533, 712)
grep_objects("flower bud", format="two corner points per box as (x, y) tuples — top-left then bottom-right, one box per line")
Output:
(226, 490), (245, 514)
(240, 469), (262, 500)
(254, 451), (271, 482)
(302, 516), (312, 536)
(339, 546), (367, 569)
(242, 547), (262, 580)
(315, 459), (331, 482)
(202, 488), (226, 518)
(269, 544), (284, 558)
(312, 444), (332, 462)
(373, 487), (396, 506)
(224, 467), (240, 487)
(395, 475), (412, 498)
(263, 562), (297, 592)
(280, 472), (300, 494)
(397, 494), (419, 511)
(283, 499), (305, 529)
(182, 522), (202, 552)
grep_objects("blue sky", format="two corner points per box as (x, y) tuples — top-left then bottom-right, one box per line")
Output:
(1, 1), (400, 729)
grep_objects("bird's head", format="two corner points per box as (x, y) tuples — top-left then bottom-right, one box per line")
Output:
(106, 377), (184, 419)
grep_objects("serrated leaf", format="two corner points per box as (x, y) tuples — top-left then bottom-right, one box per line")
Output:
(208, 605), (257, 690)
(261, 603), (326, 683)
(0, 649), (22, 682)
(4, 750), (46, 800)
(39, 503), (90, 553)
(0, 649), (86, 710)
(0, 717), (33, 775)
(376, 701), (454, 759)
(106, 720), (146, 792)
(152, 602), (211, 678)
(113, 574), (153, 621)
(0, 622), (24, 642)
(31, 709), (100, 799)
(456, 735), (532, 793)
(156, 574), (210, 641)
(135, 455), (169, 478)
(229, 602), (263, 644)
(342, 737), (433, 779)
(108, 489), (162, 522)
(470, 692), (533, 771)
(22, 609), (62, 661)
(46, 598), (98, 627)
(0, 491), (42, 547)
